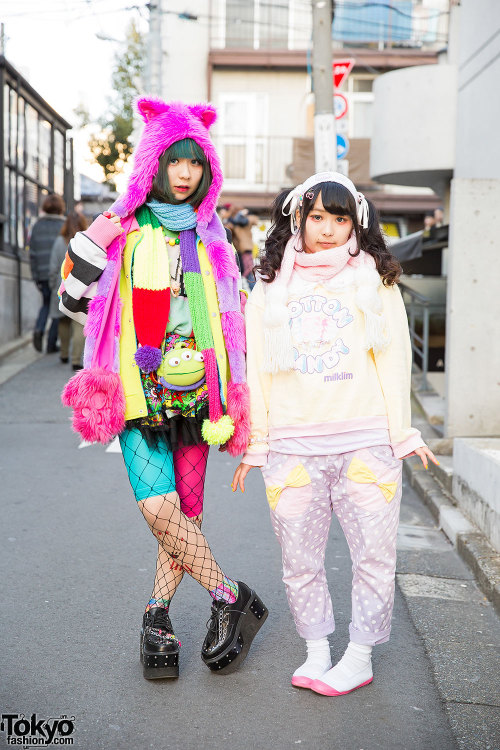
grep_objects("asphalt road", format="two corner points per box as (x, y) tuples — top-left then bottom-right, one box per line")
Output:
(1, 354), (499, 750)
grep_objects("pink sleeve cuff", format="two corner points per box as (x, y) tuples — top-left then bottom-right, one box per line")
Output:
(242, 452), (268, 467)
(84, 214), (123, 249)
(393, 432), (425, 459)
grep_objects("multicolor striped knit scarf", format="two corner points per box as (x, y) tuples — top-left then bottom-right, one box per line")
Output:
(132, 204), (233, 444)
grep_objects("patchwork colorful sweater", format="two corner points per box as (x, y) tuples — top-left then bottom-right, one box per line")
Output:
(243, 270), (424, 465)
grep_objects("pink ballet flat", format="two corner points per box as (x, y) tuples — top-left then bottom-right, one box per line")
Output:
(309, 677), (373, 696)
(291, 675), (314, 689)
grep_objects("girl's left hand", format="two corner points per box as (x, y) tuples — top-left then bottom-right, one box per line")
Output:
(103, 211), (124, 233)
(410, 445), (439, 469)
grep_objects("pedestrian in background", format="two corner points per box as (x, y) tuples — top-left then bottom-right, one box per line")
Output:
(225, 205), (259, 290)
(49, 212), (88, 371)
(29, 193), (66, 353)
(232, 172), (437, 696)
(59, 98), (267, 681)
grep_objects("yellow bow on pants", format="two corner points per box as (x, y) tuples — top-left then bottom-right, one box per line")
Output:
(346, 457), (397, 503)
(266, 464), (311, 510)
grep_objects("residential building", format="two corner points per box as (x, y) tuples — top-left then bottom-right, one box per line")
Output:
(149, 0), (447, 232)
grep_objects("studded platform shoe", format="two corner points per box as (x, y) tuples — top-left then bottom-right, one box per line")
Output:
(140, 607), (180, 679)
(201, 581), (268, 674)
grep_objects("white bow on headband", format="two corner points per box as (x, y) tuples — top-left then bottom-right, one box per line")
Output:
(282, 171), (369, 232)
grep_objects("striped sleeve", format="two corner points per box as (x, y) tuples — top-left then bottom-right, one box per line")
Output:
(59, 233), (107, 322)
(58, 214), (122, 324)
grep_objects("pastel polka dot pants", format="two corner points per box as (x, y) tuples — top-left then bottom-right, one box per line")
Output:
(262, 446), (402, 645)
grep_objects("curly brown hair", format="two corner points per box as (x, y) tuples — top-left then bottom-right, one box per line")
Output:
(61, 212), (89, 242)
(257, 182), (401, 287)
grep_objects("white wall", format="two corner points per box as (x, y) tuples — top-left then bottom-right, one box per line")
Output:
(454, 1), (500, 179)
(211, 70), (310, 137)
(445, 178), (500, 436)
(370, 64), (457, 194)
(445, 1), (500, 439)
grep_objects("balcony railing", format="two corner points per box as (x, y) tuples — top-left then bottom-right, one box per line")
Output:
(209, 0), (448, 52)
(213, 134), (314, 195)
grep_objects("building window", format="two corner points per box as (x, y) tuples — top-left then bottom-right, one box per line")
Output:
(4, 86), (11, 163)
(25, 104), (39, 180)
(3, 168), (9, 246)
(39, 120), (51, 187)
(17, 176), (24, 248)
(346, 76), (375, 139)
(54, 129), (65, 196)
(225, 0), (254, 48)
(333, 0), (413, 45)
(217, 93), (268, 187)
(25, 181), (40, 247)
(332, 0), (444, 48)
(17, 96), (25, 170)
(224, 0), (289, 50)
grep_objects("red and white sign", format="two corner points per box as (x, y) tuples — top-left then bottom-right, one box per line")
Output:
(334, 93), (348, 120)
(333, 58), (355, 89)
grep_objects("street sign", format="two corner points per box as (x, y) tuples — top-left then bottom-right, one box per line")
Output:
(337, 134), (349, 160)
(333, 59), (355, 89)
(334, 93), (348, 120)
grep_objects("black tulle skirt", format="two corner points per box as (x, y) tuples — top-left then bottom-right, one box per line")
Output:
(125, 404), (209, 451)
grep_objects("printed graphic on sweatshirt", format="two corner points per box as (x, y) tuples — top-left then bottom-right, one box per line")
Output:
(289, 294), (354, 376)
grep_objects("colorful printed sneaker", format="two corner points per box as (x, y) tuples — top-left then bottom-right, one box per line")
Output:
(201, 581), (268, 674)
(140, 608), (180, 680)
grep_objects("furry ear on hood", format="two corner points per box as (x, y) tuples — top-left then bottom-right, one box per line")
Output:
(137, 97), (171, 123)
(188, 103), (217, 129)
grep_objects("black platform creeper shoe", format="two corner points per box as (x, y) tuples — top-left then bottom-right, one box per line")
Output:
(201, 581), (268, 674)
(140, 608), (180, 679)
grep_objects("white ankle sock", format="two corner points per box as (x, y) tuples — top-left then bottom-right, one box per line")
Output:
(292, 638), (332, 683)
(313, 642), (373, 694)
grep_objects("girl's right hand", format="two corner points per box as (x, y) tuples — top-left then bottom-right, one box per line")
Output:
(103, 211), (124, 232)
(231, 463), (253, 493)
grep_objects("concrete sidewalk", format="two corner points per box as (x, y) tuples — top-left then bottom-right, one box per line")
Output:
(0, 351), (499, 750)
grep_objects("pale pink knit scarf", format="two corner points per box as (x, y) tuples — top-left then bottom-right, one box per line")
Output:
(293, 234), (358, 281)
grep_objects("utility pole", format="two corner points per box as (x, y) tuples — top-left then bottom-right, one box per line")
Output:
(147, 0), (163, 95)
(312, 0), (337, 172)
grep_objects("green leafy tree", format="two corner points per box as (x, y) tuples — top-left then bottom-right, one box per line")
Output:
(89, 20), (144, 188)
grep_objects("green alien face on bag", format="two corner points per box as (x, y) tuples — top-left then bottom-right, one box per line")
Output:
(157, 341), (206, 389)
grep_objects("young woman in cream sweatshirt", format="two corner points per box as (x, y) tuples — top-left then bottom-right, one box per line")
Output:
(232, 172), (437, 696)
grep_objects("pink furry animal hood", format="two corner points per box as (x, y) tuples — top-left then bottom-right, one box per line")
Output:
(111, 99), (222, 224)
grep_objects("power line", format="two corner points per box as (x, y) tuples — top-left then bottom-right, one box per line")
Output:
(1, 0), (448, 43)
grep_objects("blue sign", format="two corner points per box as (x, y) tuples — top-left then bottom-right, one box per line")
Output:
(337, 134), (349, 159)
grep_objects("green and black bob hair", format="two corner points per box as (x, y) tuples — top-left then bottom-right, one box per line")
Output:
(147, 138), (213, 206)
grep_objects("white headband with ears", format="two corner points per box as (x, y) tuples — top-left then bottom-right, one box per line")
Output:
(281, 171), (369, 233)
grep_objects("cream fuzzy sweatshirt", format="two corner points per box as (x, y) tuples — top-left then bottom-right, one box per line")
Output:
(243, 267), (424, 465)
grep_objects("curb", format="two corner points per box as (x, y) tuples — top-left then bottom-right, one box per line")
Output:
(404, 457), (500, 616)
(0, 333), (32, 364)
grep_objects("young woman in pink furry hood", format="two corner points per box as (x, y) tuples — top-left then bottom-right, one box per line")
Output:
(59, 98), (267, 679)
